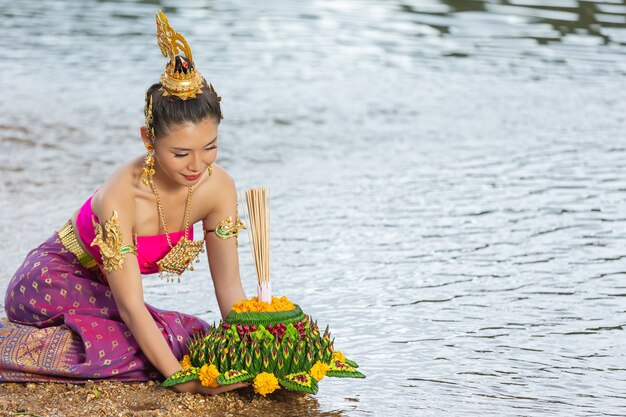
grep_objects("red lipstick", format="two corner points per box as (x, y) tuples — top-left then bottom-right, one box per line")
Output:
(183, 173), (201, 181)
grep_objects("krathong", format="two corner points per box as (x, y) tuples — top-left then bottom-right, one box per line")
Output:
(162, 187), (364, 394)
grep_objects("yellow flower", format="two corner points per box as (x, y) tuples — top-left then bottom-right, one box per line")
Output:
(332, 351), (346, 363)
(199, 364), (220, 388)
(253, 372), (280, 396)
(180, 355), (192, 369)
(231, 296), (296, 313)
(309, 361), (330, 381)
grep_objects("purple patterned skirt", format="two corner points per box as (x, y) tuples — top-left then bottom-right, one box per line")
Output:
(0, 231), (210, 382)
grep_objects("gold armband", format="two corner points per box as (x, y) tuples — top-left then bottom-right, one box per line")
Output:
(208, 216), (246, 240)
(90, 211), (137, 272)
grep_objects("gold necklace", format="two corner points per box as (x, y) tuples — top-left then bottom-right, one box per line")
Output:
(149, 181), (205, 282)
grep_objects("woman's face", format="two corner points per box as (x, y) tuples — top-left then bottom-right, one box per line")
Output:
(150, 117), (219, 186)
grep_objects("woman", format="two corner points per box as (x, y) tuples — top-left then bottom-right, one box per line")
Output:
(0, 11), (248, 395)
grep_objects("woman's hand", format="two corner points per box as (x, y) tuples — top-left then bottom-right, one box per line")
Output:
(173, 379), (250, 395)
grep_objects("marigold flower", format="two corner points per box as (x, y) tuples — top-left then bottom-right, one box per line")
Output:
(231, 296), (296, 313)
(199, 364), (220, 388)
(309, 361), (330, 381)
(332, 351), (346, 363)
(253, 372), (280, 396)
(179, 355), (192, 370)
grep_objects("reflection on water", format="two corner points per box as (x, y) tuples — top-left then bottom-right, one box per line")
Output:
(1, 1), (625, 416)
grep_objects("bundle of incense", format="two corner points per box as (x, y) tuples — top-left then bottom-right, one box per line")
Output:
(243, 187), (272, 303)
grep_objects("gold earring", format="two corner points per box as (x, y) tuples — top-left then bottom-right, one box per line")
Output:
(142, 149), (155, 186)
(208, 163), (213, 176)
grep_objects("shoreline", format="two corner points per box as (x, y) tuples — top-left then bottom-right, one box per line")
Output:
(0, 380), (339, 417)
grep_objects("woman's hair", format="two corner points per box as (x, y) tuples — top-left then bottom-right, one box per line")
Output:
(145, 60), (222, 140)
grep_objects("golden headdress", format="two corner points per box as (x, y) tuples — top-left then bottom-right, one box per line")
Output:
(156, 10), (205, 100)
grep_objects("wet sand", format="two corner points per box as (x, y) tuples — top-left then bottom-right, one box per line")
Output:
(0, 381), (341, 417)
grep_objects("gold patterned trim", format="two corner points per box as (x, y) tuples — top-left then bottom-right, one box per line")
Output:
(156, 236), (204, 279)
(58, 220), (98, 270)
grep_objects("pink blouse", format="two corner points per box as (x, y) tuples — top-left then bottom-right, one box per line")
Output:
(75, 195), (194, 274)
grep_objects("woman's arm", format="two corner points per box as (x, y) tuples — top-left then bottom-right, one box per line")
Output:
(93, 191), (184, 379)
(203, 170), (247, 318)
(92, 187), (248, 394)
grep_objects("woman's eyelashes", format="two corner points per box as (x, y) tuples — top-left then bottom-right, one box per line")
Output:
(173, 146), (217, 158)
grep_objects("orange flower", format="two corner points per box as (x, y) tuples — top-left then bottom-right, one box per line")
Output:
(309, 361), (330, 381)
(179, 355), (192, 370)
(253, 372), (280, 396)
(332, 351), (346, 363)
(231, 296), (295, 313)
(199, 364), (220, 388)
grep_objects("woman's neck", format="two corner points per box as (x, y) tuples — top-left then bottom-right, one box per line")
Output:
(151, 160), (188, 195)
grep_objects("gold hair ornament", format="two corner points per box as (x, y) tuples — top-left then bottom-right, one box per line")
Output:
(156, 11), (204, 100)
(90, 211), (137, 273)
(142, 93), (155, 186)
(144, 92), (156, 140)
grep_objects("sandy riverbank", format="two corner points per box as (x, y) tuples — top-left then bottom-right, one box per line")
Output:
(0, 380), (341, 417)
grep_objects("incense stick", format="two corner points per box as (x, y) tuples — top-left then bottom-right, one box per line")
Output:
(243, 187), (272, 303)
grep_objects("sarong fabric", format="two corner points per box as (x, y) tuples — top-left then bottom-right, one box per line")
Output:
(0, 231), (209, 382)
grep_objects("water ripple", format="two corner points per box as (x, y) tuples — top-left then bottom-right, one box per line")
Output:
(1, 1), (625, 416)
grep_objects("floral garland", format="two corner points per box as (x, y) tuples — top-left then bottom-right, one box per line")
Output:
(231, 296), (295, 313)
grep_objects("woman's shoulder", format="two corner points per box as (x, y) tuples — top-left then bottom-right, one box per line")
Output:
(194, 163), (237, 213)
(207, 163), (235, 192)
(91, 156), (143, 219)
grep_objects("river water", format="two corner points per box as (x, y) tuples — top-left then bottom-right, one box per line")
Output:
(1, 1), (625, 416)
